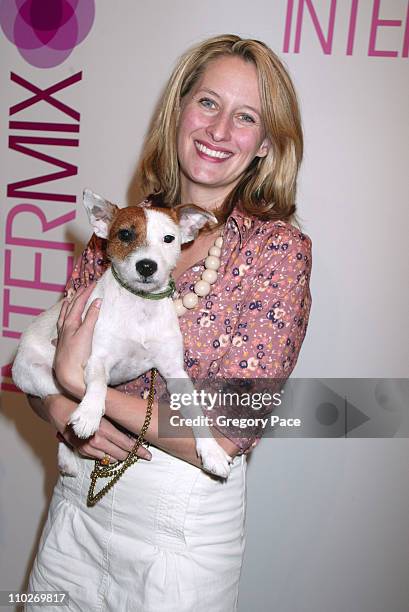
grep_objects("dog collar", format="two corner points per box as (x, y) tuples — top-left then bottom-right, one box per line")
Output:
(111, 265), (176, 300)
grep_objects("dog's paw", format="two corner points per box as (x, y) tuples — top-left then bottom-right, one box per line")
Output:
(195, 438), (234, 479)
(69, 406), (101, 439)
(57, 443), (78, 477)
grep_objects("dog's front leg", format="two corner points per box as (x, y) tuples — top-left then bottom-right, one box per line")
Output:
(69, 356), (108, 439)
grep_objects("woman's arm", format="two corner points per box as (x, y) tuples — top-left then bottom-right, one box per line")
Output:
(27, 393), (79, 432)
(26, 392), (154, 464)
(27, 394), (50, 422)
(56, 381), (242, 469)
(59, 366), (241, 470)
(103, 387), (241, 469)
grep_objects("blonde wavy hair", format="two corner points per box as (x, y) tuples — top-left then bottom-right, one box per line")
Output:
(138, 34), (303, 223)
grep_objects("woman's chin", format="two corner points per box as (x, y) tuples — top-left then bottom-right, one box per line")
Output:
(183, 169), (238, 191)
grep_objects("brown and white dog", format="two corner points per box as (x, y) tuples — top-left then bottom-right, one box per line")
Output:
(12, 189), (233, 478)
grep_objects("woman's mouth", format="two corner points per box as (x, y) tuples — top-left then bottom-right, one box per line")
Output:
(194, 140), (233, 162)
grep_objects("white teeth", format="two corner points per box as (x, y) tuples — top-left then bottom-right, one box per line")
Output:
(195, 142), (232, 159)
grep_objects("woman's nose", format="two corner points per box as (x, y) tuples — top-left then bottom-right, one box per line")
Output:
(206, 112), (231, 142)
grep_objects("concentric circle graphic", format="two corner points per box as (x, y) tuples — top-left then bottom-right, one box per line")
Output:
(0, 0), (95, 68)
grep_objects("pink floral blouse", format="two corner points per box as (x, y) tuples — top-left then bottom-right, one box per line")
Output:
(65, 202), (312, 454)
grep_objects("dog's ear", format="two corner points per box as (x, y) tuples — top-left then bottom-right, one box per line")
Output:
(83, 189), (119, 238)
(174, 204), (217, 244)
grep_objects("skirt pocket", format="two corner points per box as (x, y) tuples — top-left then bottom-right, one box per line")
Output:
(153, 460), (202, 552)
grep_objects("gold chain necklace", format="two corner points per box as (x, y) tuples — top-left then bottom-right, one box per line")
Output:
(87, 368), (157, 507)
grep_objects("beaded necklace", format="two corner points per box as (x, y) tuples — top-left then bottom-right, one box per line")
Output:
(173, 234), (223, 317)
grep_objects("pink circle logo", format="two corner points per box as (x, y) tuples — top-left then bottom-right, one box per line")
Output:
(0, 0), (95, 68)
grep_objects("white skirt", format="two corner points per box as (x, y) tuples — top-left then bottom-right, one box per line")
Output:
(26, 445), (247, 612)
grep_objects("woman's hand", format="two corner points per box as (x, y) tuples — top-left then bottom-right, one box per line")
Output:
(53, 282), (101, 399)
(43, 393), (152, 463)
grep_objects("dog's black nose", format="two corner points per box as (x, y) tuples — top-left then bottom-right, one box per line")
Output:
(135, 259), (158, 278)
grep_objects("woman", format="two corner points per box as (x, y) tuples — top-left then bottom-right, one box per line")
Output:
(26, 34), (312, 611)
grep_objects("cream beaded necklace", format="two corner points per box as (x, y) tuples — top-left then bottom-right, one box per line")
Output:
(173, 234), (223, 317)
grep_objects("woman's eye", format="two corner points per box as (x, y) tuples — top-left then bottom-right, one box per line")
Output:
(239, 113), (256, 124)
(164, 235), (175, 243)
(199, 98), (216, 110)
(118, 228), (135, 242)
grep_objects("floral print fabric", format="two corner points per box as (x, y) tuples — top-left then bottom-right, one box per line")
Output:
(65, 203), (312, 454)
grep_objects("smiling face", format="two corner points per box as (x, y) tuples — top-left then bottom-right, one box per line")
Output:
(176, 55), (270, 201)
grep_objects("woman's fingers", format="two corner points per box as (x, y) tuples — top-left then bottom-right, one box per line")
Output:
(81, 437), (150, 464)
(81, 298), (102, 331)
(56, 287), (86, 337)
(77, 440), (129, 463)
(62, 417), (152, 462)
(64, 282), (96, 328)
(50, 396), (150, 464)
(76, 437), (152, 462)
(52, 283), (101, 398)
(98, 417), (153, 461)
(57, 299), (70, 334)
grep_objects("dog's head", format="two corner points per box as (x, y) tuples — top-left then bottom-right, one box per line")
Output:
(83, 189), (217, 292)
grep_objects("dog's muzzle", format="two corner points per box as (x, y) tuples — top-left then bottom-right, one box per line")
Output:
(135, 258), (158, 278)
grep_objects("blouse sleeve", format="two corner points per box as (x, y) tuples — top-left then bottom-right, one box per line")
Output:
(211, 225), (313, 453)
(64, 233), (109, 298)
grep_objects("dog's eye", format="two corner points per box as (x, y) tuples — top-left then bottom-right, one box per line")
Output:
(164, 235), (175, 243)
(118, 228), (135, 242)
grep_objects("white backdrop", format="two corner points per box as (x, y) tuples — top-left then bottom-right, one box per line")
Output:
(1, 1), (408, 610)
